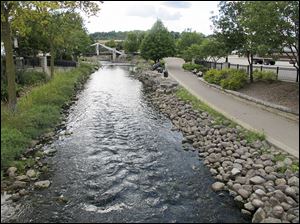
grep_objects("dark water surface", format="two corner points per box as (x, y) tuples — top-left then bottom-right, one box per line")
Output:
(14, 65), (249, 223)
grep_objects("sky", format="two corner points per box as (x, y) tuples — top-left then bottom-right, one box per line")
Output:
(83, 1), (220, 35)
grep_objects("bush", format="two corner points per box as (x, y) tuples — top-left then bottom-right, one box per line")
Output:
(204, 68), (248, 90)
(204, 69), (230, 85)
(253, 70), (277, 83)
(182, 63), (202, 72)
(220, 69), (248, 90)
(17, 70), (47, 86)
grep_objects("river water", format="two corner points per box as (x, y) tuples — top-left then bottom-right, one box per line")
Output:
(13, 64), (249, 223)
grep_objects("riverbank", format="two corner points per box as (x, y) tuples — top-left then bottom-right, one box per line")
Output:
(1, 62), (99, 222)
(133, 68), (299, 223)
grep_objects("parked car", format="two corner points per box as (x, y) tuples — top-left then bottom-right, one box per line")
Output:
(263, 58), (276, 65)
(253, 57), (264, 64)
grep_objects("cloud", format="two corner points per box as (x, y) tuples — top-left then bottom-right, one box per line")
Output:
(162, 1), (191, 8)
(157, 8), (182, 20)
(126, 5), (156, 18)
(126, 5), (181, 21)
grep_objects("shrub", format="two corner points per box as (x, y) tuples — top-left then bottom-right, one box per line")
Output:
(17, 70), (47, 86)
(204, 68), (248, 90)
(204, 69), (230, 85)
(220, 69), (248, 90)
(253, 70), (277, 83)
(182, 63), (205, 73)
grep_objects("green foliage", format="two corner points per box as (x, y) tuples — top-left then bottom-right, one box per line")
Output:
(105, 39), (116, 48)
(204, 69), (228, 85)
(1, 127), (29, 169)
(182, 63), (201, 72)
(253, 70), (277, 83)
(140, 20), (175, 62)
(220, 69), (248, 90)
(17, 70), (47, 86)
(176, 31), (205, 54)
(1, 63), (94, 170)
(243, 131), (266, 144)
(204, 68), (248, 90)
(291, 163), (299, 173)
(124, 32), (140, 53)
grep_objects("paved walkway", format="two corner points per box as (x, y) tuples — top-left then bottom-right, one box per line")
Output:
(165, 57), (299, 158)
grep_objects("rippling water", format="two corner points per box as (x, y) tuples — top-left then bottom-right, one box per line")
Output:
(14, 64), (249, 223)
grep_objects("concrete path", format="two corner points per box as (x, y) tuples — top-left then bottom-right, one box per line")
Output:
(165, 57), (299, 158)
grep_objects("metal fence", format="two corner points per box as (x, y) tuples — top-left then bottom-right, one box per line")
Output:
(196, 60), (299, 82)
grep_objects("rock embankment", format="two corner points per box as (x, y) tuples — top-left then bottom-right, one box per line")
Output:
(135, 69), (299, 223)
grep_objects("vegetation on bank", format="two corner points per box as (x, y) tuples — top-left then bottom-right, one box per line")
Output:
(1, 70), (48, 102)
(1, 63), (96, 170)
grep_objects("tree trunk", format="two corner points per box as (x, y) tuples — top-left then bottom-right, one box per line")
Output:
(2, 17), (17, 111)
(247, 52), (254, 83)
(50, 41), (55, 78)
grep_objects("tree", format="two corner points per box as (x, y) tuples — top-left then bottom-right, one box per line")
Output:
(124, 32), (139, 54)
(140, 20), (175, 62)
(106, 39), (116, 48)
(1, 1), (101, 110)
(200, 38), (227, 63)
(176, 30), (205, 54)
(212, 1), (299, 82)
(211, 1), (246, 63)
(182, 38), (227, 63)
(248, 1), (298, 81)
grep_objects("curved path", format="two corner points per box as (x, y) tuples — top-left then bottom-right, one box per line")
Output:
(165, 57), (299, 158)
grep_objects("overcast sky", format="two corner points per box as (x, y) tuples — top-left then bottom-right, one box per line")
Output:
(83, 1), (220, 35)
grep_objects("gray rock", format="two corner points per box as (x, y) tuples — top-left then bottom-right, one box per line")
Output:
(10, 193), (21, 202)
(252, 199), (264, 208)
(19, 189), (28, 196)
(265, 166), (275, 173)
(274, 190), (287, 202)
(272, 205), (284, 218)
(234, 195), (244, 208)
(231, 168), (241, 176)
(255, 189), (266, 196)
(241, 209), (252, 218)
(7, 167), (17, 177)
(287, 176), (299, 187)
(15, 175), (30, 182)
(285, 187), (297, 199)
(233, 163), (243, 170)
(211, 182), (225, 191)
(244, 202), (255, 211)
(261, 217), (282, 223)
(252, 207), (266, 223)
(250, 176), (266, 184)
(34, 180), (51, 189)
(235, 176), (247, 185)
(275, 178), (287, 186)
(210, 168), (218, 176)
(238, 188), (250, 199)
(12, 181), (27, 189)
(26, 169), (36, 178)
(283, 158), (293, 166)
(233, 183), (242, 192)
(281, 202), (292, 211)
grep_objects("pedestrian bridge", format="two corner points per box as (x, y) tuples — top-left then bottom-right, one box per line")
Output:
(91, 43), (125, 61)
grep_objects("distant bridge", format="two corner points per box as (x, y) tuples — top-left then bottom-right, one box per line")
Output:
(90, 43), (125, 62)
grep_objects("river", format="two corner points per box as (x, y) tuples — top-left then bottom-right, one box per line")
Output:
(12, 64), (249, 223)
